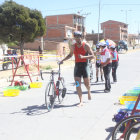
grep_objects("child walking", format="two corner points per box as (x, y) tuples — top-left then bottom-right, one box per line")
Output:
(94, 45), (104, 83)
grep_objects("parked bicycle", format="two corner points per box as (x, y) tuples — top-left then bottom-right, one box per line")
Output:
(112, 115), (140, 140)
(40, 63), (67, 112)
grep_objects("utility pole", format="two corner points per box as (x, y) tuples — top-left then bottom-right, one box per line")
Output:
(97, 0), (101, 42)
(78, 11), (91, 38)
(121, 10), (132, 46)
(121, 10), (132, 24)
(138, 22), (140, 44)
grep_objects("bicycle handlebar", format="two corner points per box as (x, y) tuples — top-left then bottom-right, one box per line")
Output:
(40, 62), (63, 80)
(40, 70), (59, 80)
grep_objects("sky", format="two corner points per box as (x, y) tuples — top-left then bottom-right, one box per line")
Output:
(0, 0), (140, 34)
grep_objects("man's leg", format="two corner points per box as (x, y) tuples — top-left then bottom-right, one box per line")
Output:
(113, 62), (118, 82)
(112, 62), (115, 82)
(95, 67), (99, 82)
(106, 64), (111, 90)
(74, 77), (83, 106)
(100, 67), (104, 81)
(83, 77), (91, 100)
(103, 64), (111, 92)
(103, 66), (108, 90)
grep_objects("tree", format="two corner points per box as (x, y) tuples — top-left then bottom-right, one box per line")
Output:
(0, 0), (46, 55)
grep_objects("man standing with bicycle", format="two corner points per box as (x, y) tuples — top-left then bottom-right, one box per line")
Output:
(60, 31), (94, 107)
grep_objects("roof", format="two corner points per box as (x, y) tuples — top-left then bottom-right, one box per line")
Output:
(101, 20), (128, 25)
(45, 13), (85, 18)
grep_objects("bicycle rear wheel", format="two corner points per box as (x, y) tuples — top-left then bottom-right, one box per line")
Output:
(124, 121), (140, 140)
(45, 82), (56, 111)
(112, 115), (140, 140)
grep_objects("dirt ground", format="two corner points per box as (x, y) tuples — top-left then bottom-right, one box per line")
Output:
(0, 60), (75, 80)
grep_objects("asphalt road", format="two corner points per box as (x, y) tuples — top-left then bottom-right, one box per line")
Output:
(0, 49), (140, 140)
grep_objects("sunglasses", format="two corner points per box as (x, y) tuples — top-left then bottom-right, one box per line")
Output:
(74, 35), (82, 38)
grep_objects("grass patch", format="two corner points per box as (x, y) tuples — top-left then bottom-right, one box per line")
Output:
(45, 65), (52, 70)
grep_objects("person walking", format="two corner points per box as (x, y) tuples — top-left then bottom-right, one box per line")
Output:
(110, 46), (119, 83)
(38, 46), (43, 60)
(94, 45), (104, 83)
(99, 41), (112, 93)
(60, 31), (94, 106)
(63, 46), (66, 58)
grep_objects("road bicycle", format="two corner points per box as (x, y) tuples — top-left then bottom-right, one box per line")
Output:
(112, 115), (140, 140)
(40, 63), (66, 112)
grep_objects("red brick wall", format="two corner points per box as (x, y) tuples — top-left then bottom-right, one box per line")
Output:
(46, 15), (75, 42)
(47, 28), (64, 38)
(101, 21), (128, 43)
(46, 16), (57, 25)
(11, 40), (69, 55)
(58, 15), (73, 26)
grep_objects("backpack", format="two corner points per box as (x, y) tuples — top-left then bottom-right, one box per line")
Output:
(112, 109), (130, 123)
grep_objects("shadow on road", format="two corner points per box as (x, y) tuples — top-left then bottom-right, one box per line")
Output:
(10, 103), (80, 116)
(54, 103), (79, 109)
(91, 82), (105, 85)
(91, 90), (105, 94)
(105, 127), (114, 140)
(11, 104), (49, 116)
(67, 89), (105, 95)
(70, 82), (105, 86)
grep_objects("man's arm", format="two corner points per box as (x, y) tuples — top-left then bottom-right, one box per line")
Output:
(60, 45), (74, 63)
(79, 43), (95, 60)
(101, 51), (111, 67)
(102, 58), (111, 67)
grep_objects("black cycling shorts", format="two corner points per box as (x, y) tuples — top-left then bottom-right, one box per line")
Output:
(74, 62), (89, 78)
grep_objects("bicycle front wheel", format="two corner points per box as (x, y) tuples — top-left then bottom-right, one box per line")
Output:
(45, 82), (56, 111)
(112, 115), (140, 140)
(124, 121), (140, 140)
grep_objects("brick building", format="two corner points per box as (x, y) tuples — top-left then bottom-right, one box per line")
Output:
(86, 33), (104, 45)
(45, 14), (86, 42)
(101, 20), (128, 43)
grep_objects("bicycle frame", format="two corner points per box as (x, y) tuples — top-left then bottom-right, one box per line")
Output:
(40, 63), (65, 97)
(49, 72), (59, 96)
